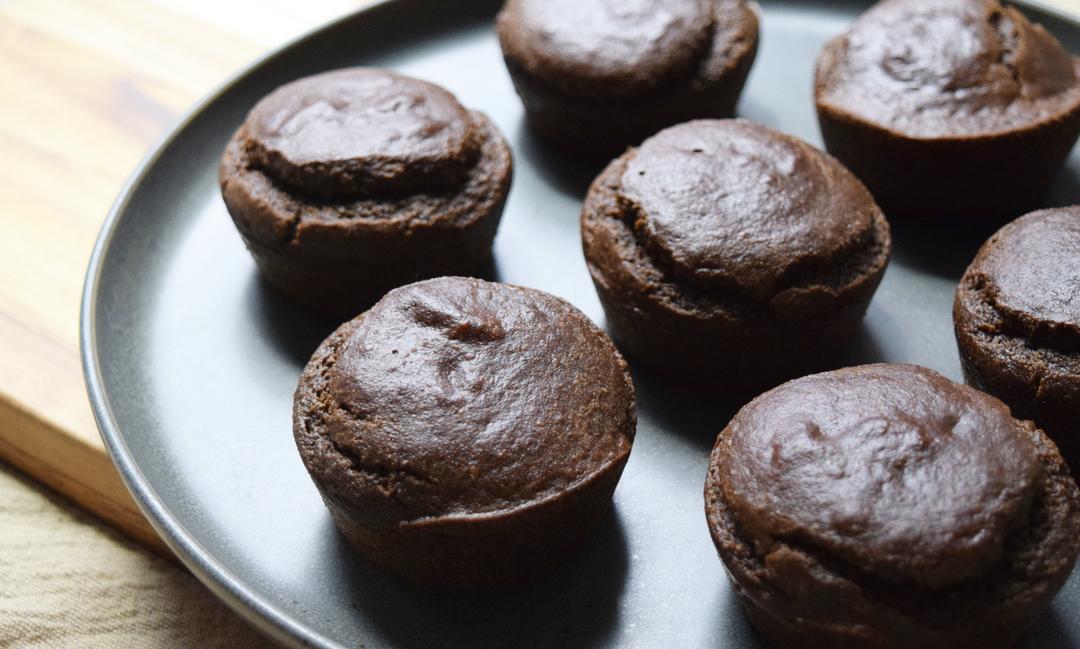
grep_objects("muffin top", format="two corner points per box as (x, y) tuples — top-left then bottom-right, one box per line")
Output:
(713, 363), (1042, 589)
(816, 0), (1080, 138)
(242, 68), (480, 200)
(496, 0), (756, 98)
(611, 119), (883, 302)
(295, 277), (635, 522)
(964, 207), (1080, 351)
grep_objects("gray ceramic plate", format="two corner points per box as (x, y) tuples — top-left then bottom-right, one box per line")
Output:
(82, 1), (1080, 647)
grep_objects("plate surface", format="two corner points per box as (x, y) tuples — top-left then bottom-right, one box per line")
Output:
(82, 1), (1080, 647)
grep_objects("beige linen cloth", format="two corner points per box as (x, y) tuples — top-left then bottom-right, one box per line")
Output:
(0, 464), (269, 647)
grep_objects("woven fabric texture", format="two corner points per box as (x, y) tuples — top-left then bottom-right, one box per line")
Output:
(0, 463), (271, 647)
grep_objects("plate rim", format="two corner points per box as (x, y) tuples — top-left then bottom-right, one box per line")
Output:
(79, 1), (1080, 647)
(79, 2), (401, 647)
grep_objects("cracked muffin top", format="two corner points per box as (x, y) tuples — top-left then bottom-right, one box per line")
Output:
(581, 119), (890, 322)
(815, 0), (1080, 138)
(964, 207), (1080, 351)
(711, 363), (1046, 588)
(219, 67), (511, 258)
(243, 68), (481, 201)
(953, 207), (1080, 468)
(495, 0), (757, 99)
(293, 277), (636, 523)
(614, 119), (880, 302)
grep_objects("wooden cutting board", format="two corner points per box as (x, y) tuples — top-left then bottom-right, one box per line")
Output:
(0, 0), (367, 554)
(2, 0), (1079, 554)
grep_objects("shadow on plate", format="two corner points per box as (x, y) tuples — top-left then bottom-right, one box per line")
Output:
(837, 319), (888, 368)
(245, 274), (342, 369)
(887, 214), (1004, 280)
(333, 507), (630, 649)
(631, 363), (743, 454)
(474, 255), (503, 284)
(1024, 606), (1079, 648)
(1043, 157), (1080, 210)
(513, 117), (610, 200)
(889, 157), (1080, 281)
(629, 321), (886, 453)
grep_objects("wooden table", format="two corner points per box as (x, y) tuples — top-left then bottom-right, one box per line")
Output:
(3, 0), (1080, 554)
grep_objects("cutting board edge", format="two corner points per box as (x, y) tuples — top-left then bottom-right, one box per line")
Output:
(0, 393), (171, 558)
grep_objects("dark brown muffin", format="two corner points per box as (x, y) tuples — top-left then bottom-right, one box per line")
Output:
(580, 119), (890, 392)
(815, 0), (1080, 221)
(705, 363), (1080, 649)
(220, 68), (512, 316)
(496, 0), (759, 158)
(954, 206), (1080, 474)
(293, 276), (635, 587)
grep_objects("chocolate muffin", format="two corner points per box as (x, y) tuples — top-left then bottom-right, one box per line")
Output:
(293, 277), (635, 586)
(220, 68), (512, 315)
(815, 0), (1080, 221)
(496, 0), (759, 158)
(705, 363), (1080, 649)
(580, 119), (890, 392)
(954, 206), (1080, 474)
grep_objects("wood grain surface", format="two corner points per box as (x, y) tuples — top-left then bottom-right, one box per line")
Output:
(2, 0), (1080, 553)
(0, 0), (365, 553)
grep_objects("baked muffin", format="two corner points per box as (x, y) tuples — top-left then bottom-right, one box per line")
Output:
(954, 206), (1080, 474)
(496, 0), (759, 158)
(220, 68), (512, 316)
(705, 363), (1080, 649)
(815, 0), (1080, 221)
(581, 119), (890, 392)
(293, 276), (635, 587)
